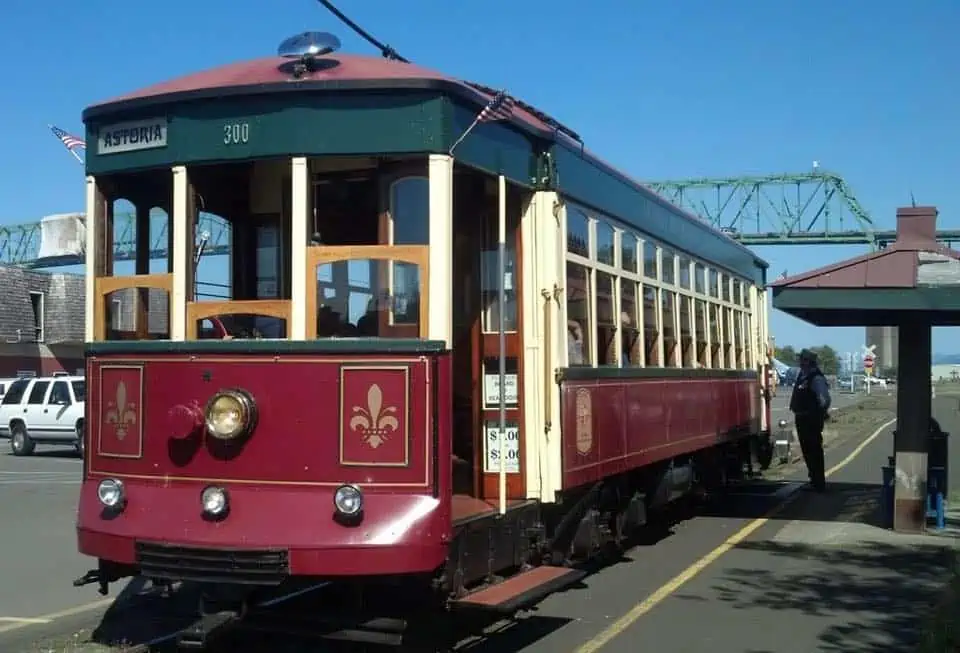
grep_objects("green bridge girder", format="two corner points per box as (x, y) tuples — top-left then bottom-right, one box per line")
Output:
(2, 171), (955, 267)
(0, 211), (230, 269)
(647, 171), (959, 248)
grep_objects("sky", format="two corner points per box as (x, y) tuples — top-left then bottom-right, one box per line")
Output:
(0, 0), (957, 358)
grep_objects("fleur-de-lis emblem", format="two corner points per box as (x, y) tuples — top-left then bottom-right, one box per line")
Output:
(349, 384), (399, 449)
(105, 380), (137, 440)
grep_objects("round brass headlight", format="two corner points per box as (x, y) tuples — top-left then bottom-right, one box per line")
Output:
(205, 389), (255, 440)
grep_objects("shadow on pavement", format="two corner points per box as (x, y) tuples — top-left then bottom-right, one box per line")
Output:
(710, 540), (954, 653)
(697, 480), (888, 525)
(67, 500), (697, 652)
(702, 481), (958, 653)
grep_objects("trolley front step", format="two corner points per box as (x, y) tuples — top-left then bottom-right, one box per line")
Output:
(451, 566), (586, 614)
(177, 611), (238, 650)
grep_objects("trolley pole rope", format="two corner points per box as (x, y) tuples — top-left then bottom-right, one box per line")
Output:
(497, 174), (507, 515)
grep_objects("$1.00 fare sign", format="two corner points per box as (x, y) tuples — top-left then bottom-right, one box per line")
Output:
(484, 423), (520, 474)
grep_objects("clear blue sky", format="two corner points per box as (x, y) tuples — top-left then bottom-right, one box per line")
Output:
(1, 0), (957, 357)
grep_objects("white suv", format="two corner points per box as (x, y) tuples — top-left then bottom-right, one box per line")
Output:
(0, 375), (86, 457)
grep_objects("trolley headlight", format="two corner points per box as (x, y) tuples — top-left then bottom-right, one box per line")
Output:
(201, 486), (229, 517)
(333, 484), (363, 516)
(205, 389), (256, 440)
(778, 419), (788, 429)
(97, 478), (126, 509)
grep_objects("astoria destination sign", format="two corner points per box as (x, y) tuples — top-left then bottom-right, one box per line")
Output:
(97, 118), (168, 155)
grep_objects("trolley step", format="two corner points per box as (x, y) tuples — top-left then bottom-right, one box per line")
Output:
(177, 611), (238, 650)
(451, 566), (586, 614)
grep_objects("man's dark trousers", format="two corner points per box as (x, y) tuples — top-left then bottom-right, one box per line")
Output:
(795, 413), (826, 489)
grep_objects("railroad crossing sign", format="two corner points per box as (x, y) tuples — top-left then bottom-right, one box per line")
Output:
(861, 344), (877, 376)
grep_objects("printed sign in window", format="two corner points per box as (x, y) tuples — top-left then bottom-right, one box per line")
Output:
(483, 421), (520, 474)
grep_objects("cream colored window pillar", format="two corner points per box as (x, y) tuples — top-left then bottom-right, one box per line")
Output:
(84, 176), (100, 343)
(427, 154), (454, 345)
(170, 166), (190, 341)
(290, 157), (309, 340)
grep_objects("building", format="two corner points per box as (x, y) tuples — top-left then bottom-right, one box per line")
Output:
(0, 266), (85, 377)
(865, 325), (898, 372)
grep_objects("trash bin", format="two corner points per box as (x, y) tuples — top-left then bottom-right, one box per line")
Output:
(927, 420), (949, 530)
(880, 455), (895, 528)
(885, 420), (950, 530)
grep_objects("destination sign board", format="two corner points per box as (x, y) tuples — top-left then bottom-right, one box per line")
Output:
(97, 118), (168, 155)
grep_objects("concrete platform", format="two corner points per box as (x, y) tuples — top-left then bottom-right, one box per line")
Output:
(603, 426), (960, 653)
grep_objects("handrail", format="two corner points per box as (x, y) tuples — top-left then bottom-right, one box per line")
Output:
(185, 300), (292, 340)
(305, 244), (430, 339)
(93, 273), (173, 341)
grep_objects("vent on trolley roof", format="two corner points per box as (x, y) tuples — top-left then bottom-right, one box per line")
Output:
(277, 31), (341, 79)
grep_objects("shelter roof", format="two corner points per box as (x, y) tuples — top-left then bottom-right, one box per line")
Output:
(771, 206), (960, 326)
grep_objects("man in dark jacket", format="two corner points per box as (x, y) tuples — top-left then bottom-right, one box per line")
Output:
(790, 348), (832, 491)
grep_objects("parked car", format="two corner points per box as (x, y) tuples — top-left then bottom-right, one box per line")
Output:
(0, 374), (85, 457)
(0, 377), (21, 402)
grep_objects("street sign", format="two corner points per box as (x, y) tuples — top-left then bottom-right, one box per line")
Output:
(861, 344), (877, 377)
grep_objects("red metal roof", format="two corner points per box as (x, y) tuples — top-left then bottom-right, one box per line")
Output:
(87, 53), (554, 133)
(770, 207), (960, 289)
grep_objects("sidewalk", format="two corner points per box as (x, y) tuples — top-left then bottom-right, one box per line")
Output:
(607, 425), (960, 653)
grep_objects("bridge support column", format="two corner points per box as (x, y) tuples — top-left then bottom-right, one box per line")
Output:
(893, 319), (931, 534)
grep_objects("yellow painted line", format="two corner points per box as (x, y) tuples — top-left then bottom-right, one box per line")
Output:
(575, 416), (897, 653)
(0, 597), (114, 635)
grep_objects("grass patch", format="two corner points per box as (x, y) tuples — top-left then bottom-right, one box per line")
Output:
(822, 394), (897, 443)
(919, 555), (960, 653)
(23, 630), (136, 653)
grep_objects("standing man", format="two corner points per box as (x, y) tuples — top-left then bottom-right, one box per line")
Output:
(790, 348), (832, 491)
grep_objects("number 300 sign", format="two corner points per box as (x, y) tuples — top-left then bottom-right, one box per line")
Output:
(223, 122), (250, 146)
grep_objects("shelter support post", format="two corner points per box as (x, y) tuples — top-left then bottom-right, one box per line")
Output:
(893, 320), (931, 534)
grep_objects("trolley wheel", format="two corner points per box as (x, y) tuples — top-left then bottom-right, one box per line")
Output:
(755, 434), (774, 471)
(10, 423), (35, 457)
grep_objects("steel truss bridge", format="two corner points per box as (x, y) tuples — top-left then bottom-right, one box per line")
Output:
(4, 170), (958, 268)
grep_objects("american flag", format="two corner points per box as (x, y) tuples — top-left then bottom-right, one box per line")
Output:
(477, 91), (515, 123)
(49, 124), (86, 152)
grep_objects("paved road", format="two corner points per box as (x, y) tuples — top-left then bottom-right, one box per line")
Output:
(2, 395), (883, 652)
(770, 387), (868, 426)
(0, 450), (92, 622)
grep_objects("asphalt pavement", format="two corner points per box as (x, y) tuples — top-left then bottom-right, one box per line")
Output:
(1, 390), (902, 653)
(593, 421), (959, 653)
(770, 386), (868, 426)
(0, 450), (95, 624)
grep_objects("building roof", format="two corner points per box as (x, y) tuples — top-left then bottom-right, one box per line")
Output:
(772, 206), (960, 326)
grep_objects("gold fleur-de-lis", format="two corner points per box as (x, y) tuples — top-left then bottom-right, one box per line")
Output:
(105, 380), (137, 440)
(349, 384), (399, 449)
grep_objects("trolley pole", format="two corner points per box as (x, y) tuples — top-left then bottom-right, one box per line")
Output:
(497, 174), (507, 516)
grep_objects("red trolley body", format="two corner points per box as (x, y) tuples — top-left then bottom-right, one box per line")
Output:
(78, 341), (453, 581)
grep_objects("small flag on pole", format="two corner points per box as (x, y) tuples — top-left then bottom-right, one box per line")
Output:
(48, 124), (86, 163)
(449, 90), (516, 155)
(477, 90), (516, 124)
